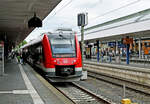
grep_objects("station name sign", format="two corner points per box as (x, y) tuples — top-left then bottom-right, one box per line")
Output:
(122, 37), (133, 44)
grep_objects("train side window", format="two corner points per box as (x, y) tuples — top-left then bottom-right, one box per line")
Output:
(39, 43), (43, 62)
(42, 46), (45, 62)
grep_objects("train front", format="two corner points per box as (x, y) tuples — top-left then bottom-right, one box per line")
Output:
(42, 32), (82, 82)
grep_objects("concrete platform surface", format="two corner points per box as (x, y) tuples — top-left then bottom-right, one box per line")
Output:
(0, 59), (73, 104)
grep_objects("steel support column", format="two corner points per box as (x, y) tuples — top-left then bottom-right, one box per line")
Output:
(97, 40), (99, 62)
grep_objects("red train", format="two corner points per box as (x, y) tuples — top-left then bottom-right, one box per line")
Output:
(23, 31), (83, 82)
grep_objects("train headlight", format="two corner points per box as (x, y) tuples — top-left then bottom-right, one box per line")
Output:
(72, 60), (76, 64)
(54, 60), (56, 62)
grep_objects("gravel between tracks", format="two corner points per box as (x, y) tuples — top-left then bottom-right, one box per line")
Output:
(54, 83), (106, 104)
(75, 76), (150, 104)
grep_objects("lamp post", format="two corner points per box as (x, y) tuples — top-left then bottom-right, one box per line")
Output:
(81, 25), (84, 63)
(77, 13), (88, 67)
(77, 13), (88, 80)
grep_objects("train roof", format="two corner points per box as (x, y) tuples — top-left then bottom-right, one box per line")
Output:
(21, 31), (76, 49)
(21, 35), (44, 49)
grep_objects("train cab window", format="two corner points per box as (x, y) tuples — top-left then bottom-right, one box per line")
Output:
(42, 47), (45, 62)
(48, 34), (76, 58)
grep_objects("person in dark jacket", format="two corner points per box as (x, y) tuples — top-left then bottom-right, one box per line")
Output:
(22, 50), (27, 64)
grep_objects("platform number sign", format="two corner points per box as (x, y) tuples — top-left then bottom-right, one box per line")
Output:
(77, 13), (88, 26)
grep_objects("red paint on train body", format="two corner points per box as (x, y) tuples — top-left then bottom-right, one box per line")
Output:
(25, 32), (83, 82)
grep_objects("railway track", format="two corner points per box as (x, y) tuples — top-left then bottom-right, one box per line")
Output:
(33, 65), (113, 104)
(84, 61), (150, 95)
(51, 82), (114, 104)
(31, 61), (150, 103)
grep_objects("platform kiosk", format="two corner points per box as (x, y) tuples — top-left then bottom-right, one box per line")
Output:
(0, 41), (4, 76)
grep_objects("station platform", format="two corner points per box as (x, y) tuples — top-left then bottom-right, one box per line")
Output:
(0, 59), (73, 104)
(84, 57), (150, 69)
(84, 58), (150, 93)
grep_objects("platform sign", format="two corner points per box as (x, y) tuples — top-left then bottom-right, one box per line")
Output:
(108, 42), (116, 47)
(0, 41), (4, 76)
(122, 38), (133, 44)
(77, 13), (88, 26)
(118, 44), (126, 48)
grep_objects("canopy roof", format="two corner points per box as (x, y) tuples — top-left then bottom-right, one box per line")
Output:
(0, 0), (61, 46)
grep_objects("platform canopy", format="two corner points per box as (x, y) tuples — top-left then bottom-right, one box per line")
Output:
(0, 0), (61, 46)
(78, 9), (150, 43)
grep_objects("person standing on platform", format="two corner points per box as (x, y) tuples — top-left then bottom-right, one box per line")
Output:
(101, 50), (104, 62)
(22, 49), (27, 65)
(109, 50), (112, 63)
(20, 54), (23, 64)
(16, 52), (21, 64)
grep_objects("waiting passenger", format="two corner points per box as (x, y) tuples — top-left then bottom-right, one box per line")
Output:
(22, 50), (27, 65)
(16, 53), (21, 64)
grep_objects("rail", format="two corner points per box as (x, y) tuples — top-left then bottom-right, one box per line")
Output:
(53, 82), (113, 104)
(84, 61), (150, 95)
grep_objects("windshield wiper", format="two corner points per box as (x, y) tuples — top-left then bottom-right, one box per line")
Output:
(59, 34), (67, 39)
(59, 34), (73, 48)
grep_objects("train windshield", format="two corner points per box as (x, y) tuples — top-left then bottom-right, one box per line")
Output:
(48, 34), (76, 58)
